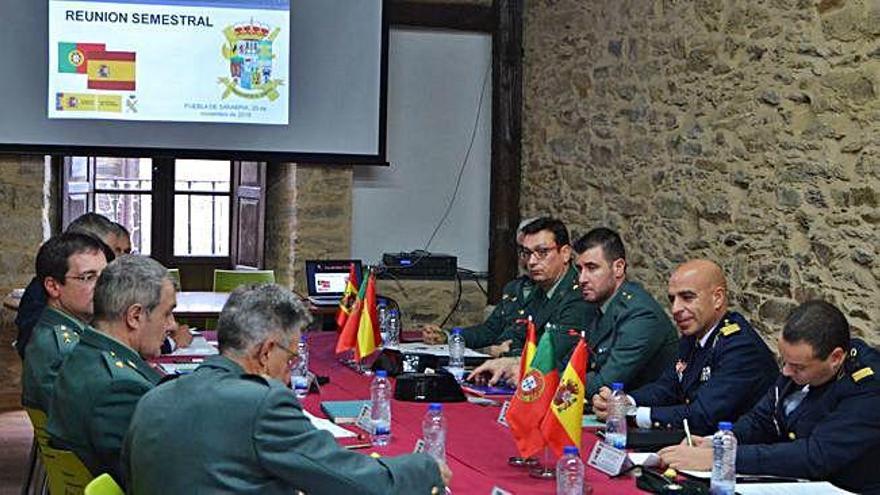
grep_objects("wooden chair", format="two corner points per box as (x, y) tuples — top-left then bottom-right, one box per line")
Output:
(22, 408), (49, 495)
(207, 269), (275, 328)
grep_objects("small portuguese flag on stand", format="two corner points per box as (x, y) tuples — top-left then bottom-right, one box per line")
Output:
(506, 330), (560, 458)
(58, 42), (106, 74)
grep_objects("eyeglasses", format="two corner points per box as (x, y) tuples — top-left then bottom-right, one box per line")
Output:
(65, 272), (100, 284)
(277, 344), (301, 367)
(517, 244), (560, 261)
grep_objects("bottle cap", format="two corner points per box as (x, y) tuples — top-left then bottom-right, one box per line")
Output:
(428, 403), (442, 412)
(452, 327), (462, 335)
(611, 382), (624, 391)
(389, 309), (399, 316)
(718, 421), (733, 431)
(376, 370), (388, 378)
(300, 334), (307, 342)
(562, 446), (579, 456)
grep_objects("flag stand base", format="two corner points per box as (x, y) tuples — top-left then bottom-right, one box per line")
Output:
(527, 465), (556, 479)
(507, 456), (539, 468)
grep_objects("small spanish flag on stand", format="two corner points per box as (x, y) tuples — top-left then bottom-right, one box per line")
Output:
(539, 337), (589, 457)
(335, 268), (381, 360)
(87, 51), (137, 91)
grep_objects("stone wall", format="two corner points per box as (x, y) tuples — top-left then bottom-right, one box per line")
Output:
(522, 0), (880, 343)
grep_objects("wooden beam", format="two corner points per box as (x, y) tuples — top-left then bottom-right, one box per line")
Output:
(387, 1), (495, 32)
(487, 0), (522, 303)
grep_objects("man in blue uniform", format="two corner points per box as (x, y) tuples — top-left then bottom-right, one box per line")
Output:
(660, 300), (880, 493)
(21, 233), (109, 412)
(592, 259), (778, 435)
(124, 283), (450, 494)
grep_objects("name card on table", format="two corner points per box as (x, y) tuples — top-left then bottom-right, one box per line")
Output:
(413, 438), (425, 453)
(587, 441), (632, 476)
(355, 403), (374, 435)
(497, 400), (511, 427)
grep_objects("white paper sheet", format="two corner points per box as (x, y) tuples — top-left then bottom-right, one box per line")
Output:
(735, 482), (855, 494)
(627, 452), (661, 467)
(170, 335), (218, 356)
(389, 342), (489, 358)
(303, 410), (357, 438)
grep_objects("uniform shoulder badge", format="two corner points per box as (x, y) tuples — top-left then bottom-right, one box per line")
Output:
(719, 322), (741, 337)
(852, 367), (874, 383)
(101, 351), (128, 377)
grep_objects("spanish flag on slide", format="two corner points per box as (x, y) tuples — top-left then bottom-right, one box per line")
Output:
(87, 51), (136, 91)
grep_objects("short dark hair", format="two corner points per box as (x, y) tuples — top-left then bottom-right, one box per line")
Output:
(66, 212), (117, 240)
(572, 227), (626, 263)
(782, 300), (850, 360)
(35, 233), (109, 285)
(520, 217), (570, 246)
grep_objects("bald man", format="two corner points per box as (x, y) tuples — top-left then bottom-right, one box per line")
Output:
(592, 259), (778, 435)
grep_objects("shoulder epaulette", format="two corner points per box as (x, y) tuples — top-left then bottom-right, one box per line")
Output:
(53, 325), (79, 350)
(101, 350), (129, 377)
(852, 367), (874, 383)
(719, 322), (741, 337)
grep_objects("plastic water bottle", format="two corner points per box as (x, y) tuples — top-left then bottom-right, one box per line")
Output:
(556, 445), (584, 495)
(370, 370), (392, 446)
(447, 327), (466, 382)
(386, 309), (401, 348)
(710, 421), (737, 495)
(422, 403), (447, 463)
(605, 382), (628, 449)
(291, 335), (309, 399)
(378, 303), (389, 345)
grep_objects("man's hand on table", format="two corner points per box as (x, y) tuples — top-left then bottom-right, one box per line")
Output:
(169, 323), (193, 348)
(421, 324), (448, 344)
(658, 436), (713, 471)
(591, 386), (612, 421)
(466, 357), (519, 386)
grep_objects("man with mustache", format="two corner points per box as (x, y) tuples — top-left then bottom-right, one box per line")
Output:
(592, 259), (778, 434)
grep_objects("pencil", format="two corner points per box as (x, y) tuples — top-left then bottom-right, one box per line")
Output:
(683, 418), (693, 447)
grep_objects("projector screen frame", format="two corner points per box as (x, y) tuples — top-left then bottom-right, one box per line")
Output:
(0, 0), (391, 166)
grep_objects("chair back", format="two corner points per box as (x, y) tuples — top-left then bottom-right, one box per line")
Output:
(40, 446), (93, 495)
(24, 407), (50, 449)
(212, 269), (275, 292)
(84, 473), (123, 495)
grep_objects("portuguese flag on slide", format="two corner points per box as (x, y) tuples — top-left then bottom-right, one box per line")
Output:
(507, 330), (560, 458)
(540, 337), (589, 457)
(58, 42), (105, 74)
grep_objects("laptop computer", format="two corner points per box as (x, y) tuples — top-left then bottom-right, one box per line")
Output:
(305, 259), (362, 307)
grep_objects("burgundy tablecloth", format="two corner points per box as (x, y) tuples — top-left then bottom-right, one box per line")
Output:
(302, 332), (644, 495)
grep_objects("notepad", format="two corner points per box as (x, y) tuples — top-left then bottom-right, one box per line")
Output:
(303, 410), (357, 438)
(320, 400), (370, 424)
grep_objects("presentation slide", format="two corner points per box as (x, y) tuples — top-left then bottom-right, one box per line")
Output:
(314, 272), (349, 294)
(48, 0), (290, 124)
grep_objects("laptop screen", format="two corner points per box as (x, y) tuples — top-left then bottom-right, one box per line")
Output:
(305, 260), (362, 297)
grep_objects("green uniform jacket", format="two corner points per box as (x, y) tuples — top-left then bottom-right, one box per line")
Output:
(461, 266), (595, 362)
(21, 307), (86, 412)
(46, 327), (161, 485)
(123, 355), (445, 495)
(586, 280), (678, 398)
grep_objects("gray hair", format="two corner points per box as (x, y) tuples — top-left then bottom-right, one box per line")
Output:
(218, 283), (312, 355)
(93, 255), (174, 323)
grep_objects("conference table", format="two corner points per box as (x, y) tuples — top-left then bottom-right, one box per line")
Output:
(157, 330), (643, 494)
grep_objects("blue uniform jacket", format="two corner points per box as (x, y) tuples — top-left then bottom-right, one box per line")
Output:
(629, 312), (778, 435)
(14, 276), (47, 359)
(733, 338), (880, 493)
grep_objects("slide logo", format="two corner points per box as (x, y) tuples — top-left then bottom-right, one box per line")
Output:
(218, 21), (284, 101)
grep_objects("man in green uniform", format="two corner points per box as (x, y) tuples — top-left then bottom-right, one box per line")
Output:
(573, 227), (678, 398)
(47, 255), (178, 485)
(124, 283), (451, 494)
(422, 217), (594, 360)
(21, 232), (110, 412)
